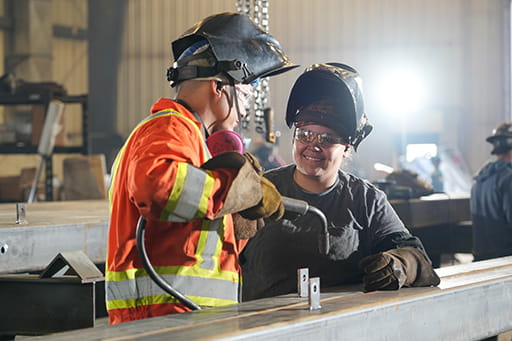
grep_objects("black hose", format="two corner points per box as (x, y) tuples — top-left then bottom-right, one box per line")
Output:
(135, 216), (202, 310)
(282, 197), (330, 255)
(135, 197), (328, 311)
(308, 205), (330, 255)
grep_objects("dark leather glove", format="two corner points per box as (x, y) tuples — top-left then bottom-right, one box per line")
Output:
(239, 177), (285, 221)
(201, 151), (264, 173)
(241, 152), (264, 176)
(201, 151), (247, 170)
(232, 213), (265, 240)
(359, 246), (440, 292)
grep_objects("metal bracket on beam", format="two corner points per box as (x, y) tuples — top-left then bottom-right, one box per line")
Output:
(297, 268), (309, 297)
(40, 251), (104, 283)
(309, 277), (322, 310)
(16, 203), (28, 224)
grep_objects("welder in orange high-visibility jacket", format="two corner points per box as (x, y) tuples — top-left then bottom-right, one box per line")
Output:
(105, 12), (298, 324)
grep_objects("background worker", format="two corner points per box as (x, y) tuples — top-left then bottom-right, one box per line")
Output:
(105, 12), (296, 324)
(470, 121), (512, 261)
(240, 63), (440, 301)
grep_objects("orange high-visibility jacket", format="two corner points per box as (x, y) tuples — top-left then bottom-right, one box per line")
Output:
(106, 98), (246, 324)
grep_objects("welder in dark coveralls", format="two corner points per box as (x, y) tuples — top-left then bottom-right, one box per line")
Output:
(240, 63), (441, 300)
(471, 121), (512, 261)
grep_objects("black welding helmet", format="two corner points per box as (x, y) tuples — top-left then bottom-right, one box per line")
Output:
(286, 63), (373, 150)
(486, 121), (512, 155)
(167, 12), (297, 87)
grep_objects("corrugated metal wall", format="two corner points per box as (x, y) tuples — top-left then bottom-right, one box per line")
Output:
(0, 0), (508, 183)
(52, 0), (88, 146)
(268, 0), (511, 177)
(114, 1), (509, 177)
(116, 0), (235, 136)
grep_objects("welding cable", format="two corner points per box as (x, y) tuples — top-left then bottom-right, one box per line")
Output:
(282, 197), (330, 255)
(135, 216), (202, 311)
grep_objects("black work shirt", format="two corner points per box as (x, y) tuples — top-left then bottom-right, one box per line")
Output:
(240, 165), (427, 301)
(470, 160), (512, 261)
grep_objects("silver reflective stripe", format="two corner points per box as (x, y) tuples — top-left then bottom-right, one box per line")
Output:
(200, 219), (223, 270)
(170, 165), (207, 221)
(106, 274), (239, 302)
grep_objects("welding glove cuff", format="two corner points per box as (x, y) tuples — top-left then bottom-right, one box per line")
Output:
(202, 151), (279, 220)
(232, 213), (265, 240)
(201, 152), (262, 218)
(238, 176), (285, 221)
(201, 151), (264, 174)
(359, 246), (440, 292)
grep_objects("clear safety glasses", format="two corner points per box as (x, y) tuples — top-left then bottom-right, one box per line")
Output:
(293, 127), (346, 147)
(234, 83), (255, 105)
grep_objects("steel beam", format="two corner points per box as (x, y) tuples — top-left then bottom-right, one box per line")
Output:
(0, 276), (98, 336)
(32, 256), (512, 341)
(0, 251), (105, 337)
(0, 196), (472, 274)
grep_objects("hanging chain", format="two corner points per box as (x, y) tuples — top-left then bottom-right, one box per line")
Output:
(237, 0), (269, 136)
(236, 0), (250, 16)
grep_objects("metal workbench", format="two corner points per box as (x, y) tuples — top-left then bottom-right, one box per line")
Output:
(391, 193), (473, 267)
(0, 200), (108, 274)
(0, 195), (471, 274)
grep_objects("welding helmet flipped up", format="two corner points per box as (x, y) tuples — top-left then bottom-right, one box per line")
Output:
(286, 63), (373, 150)
(167, 12), (298, 87)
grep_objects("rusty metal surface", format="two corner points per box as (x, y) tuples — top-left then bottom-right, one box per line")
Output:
(31, 256), (512, 341)
(0, 200), (108, 273)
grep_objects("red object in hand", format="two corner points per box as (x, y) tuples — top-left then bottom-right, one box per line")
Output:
(206, 130), (244, 156)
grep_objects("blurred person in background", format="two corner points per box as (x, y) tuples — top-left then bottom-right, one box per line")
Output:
(252, 138), (287, 171)
(471, 121), (512, 261)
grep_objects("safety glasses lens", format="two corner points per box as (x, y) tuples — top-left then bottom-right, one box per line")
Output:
(294, 128), (343, 146)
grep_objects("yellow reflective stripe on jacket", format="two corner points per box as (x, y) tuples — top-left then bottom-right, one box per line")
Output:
(160, 163), (215, 222)
(198, 169), (214, 217)
(106, 216), (239, 309)
(108, 108), (209, 214)
(107, 294), (236, 311)
(105, 272), (239, 310)
(196, 218), (223, 270)
(106, 218), (234, 282)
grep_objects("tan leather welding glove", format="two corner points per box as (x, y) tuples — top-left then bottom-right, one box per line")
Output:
(201, 152), (283, 220)
(238, 176), (285, 221)
(359, 246), (440, 292)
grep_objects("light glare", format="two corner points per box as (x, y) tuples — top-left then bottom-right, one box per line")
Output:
(377, 68), (426, 115)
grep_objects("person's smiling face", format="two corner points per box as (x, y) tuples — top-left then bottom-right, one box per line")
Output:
(292, 123), (349, 184)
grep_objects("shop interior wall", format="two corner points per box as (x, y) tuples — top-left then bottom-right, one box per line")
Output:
(0, 0), (510, 190)
(115, 0), (511, 185)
